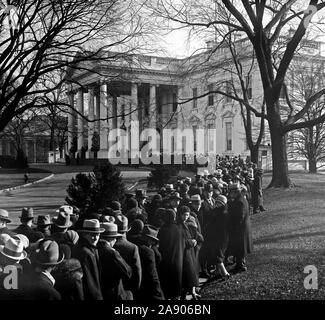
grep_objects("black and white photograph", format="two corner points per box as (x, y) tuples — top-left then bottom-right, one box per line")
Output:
(0, 0), (324, 313)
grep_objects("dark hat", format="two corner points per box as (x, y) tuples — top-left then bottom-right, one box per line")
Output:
(101, 207), (114, 216)
(204, 184), (213, 192)
(135, 189), (147, 199)
(115, 215), (129, 233)
(110, 201), (121, 211)
(0, 209), (11, 223)
(142, 225), (159, 243)
(152, 194), (163, 202)
(129, 219), (145, 235)
(125, 192), (135, 199)
(20, 207), (34, 220)
(52, 207), (73, 229)
(79, 219), (105, 234)
(169, 192), (182, 200)
(31, 239), (64, 266)
(229, 182), (241, 191)
(100, 223), (123, 238)
(37, 215), (52, 226)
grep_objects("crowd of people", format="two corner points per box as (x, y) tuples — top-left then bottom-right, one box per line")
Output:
(0, 155), (266, 301)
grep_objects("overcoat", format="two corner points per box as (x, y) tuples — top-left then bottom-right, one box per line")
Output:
(227, 195), (253, 258)
(178, 221), (199, 289)
(114, 236), (142, 299)
(71, 237), (103, 300)
(252, 175), (263, 208)
(97, 239), (132, 301)
(158, 222), (184, 298)
(205, 205), (229, 264)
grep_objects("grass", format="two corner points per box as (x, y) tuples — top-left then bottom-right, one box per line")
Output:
(0, 168), (52, 190)
(201, 172), (325, 300)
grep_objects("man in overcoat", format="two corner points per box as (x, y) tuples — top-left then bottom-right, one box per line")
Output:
(72, 219), (104, 300)
(227, 183), (253, 272)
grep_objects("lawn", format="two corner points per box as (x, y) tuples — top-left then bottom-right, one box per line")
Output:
(201, 173), (325, 300)
(0, 168), (52, 190)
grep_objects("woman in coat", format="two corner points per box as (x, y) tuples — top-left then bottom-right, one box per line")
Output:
(157, 209), (184, 300)
(177, 206), (200, 300)
(205, 195), (230, 279)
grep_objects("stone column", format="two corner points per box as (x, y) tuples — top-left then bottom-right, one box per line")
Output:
(149, 84), (157, 129)
(67, 92), (75, 152)
(87, 87), (95, 158)
(131, 83), (139, 161)
(99, 83), (108, 151)
(76, 89), (84, 152)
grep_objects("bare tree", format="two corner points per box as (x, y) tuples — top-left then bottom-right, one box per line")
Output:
(287, 58), (325, 173)
(148, 0), (325, 187)
(0, 0), (149, 133)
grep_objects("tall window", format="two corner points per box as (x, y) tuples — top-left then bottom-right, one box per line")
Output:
(192, 88), (198, 109)
(172, 92), (177, 112)
(225, 122), (232, 151)
(208, 84), (214, 106)
(225, 82), (232, 103)
(207, 123), (215, 152)
(246, 75), (252, 99)
(192, 125), (197, 152)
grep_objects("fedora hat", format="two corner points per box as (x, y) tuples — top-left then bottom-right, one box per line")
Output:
(13, 234), (30, 249)
(52, 207), (72, 229)
(37, 215), (52, 226)
(215, 195), (228, 207)
(204, 184), (213, 192)
(0, 237), (27, 261)
(115, 215), (130, 233)
(20, 207), (34, 220)
(189, 194), (202, 202)
(142, 225), (159, 243)
(100, 215), (115, 223)
(169, 192), (182, 200)
(78, 219), (105, 234)
(229, 182), (241, 191)
(32, 239), (64, 266)
(135, 189), (147, 199)
(0, 209), (11, 223)
(100, 223), (122, 238)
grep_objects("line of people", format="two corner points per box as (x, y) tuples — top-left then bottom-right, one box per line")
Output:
(0, 157), (264, 300)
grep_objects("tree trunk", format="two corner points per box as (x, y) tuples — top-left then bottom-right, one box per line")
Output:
(268, 123), (291, 188)
(308, 157), (317, 173)
(250, 145), (259, 165)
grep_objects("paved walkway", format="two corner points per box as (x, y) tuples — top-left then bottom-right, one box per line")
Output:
(0, 171), (149, 227)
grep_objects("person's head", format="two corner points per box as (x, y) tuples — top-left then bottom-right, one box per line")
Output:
(100, 223), (122, 247)
(215, 195), (228, 208)
(52, 206), (73, 233)
(177, 206), (191, 223)
(36, 215), (52, 232)
(0, 237), (27, 267)
(141, 225), (159, 248)
(228, 183), (241, 201)
(78, 219), (104, 247)
(20, 207), (34, 226)
(162, 209), (176, 224)
(30, 239), (64, 273)
(169, 192), (182, 208)
(0, 209), (11, 229)
(190, 194), (202, 212)
(126, 198), (138, 211)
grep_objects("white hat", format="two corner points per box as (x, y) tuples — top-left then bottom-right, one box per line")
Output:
(0, 237), (27, 260)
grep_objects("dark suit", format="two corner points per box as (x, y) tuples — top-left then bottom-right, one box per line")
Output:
(14, 224), (43, 243)
(18, 271), (61, 300)
(133, 242), (164, 301)
(97, 239), (132, 301)
(72, 237), (103, 300)
(114, 235), (142, 299)
(228, 195), (253, 266)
